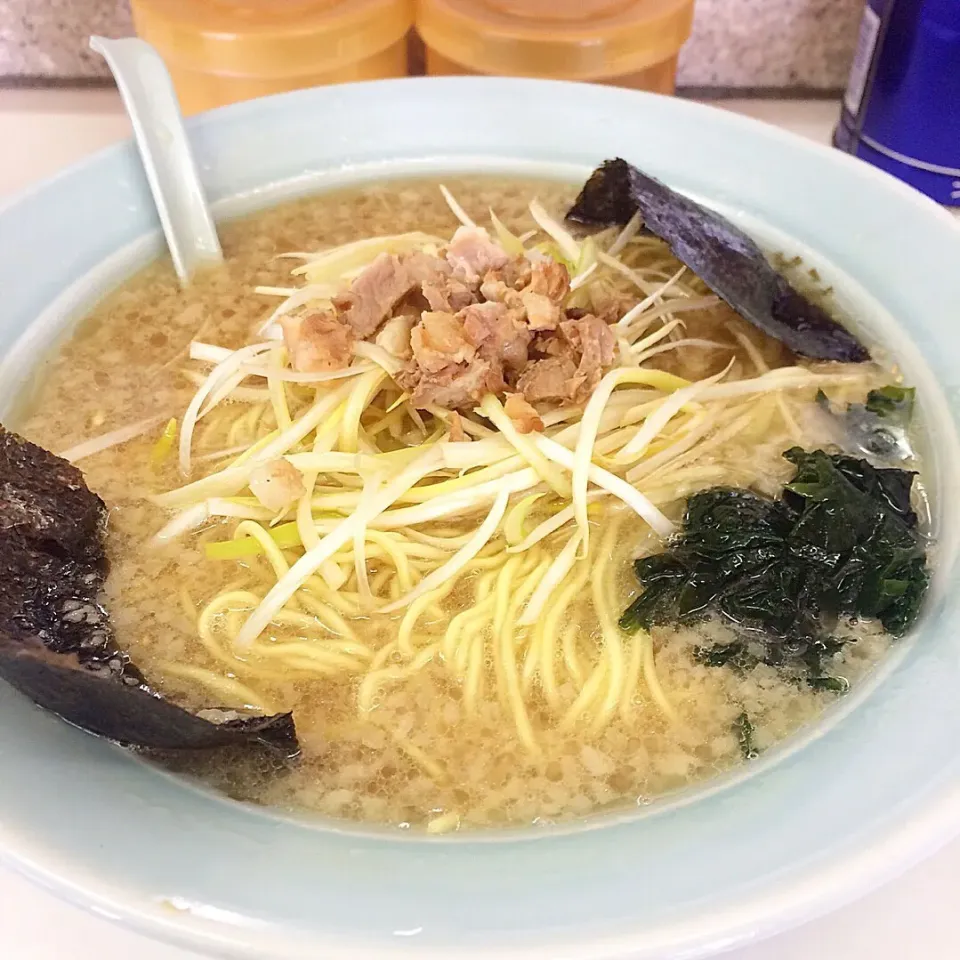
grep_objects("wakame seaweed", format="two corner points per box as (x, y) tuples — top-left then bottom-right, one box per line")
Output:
(0, 427), (298, 754)
(619, 448), (929, 679)
(566, 159), (869, 363)
(866, 385), (916, 420)
(816, 384), (916, 461)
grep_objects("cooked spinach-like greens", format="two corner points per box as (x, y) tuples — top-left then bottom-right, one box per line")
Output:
(620, 448), (929, 679)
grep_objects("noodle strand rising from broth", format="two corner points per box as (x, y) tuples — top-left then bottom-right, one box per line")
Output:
(23, 176), (902, 830)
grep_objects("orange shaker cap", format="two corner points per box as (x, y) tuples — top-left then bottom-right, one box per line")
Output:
(131, 0), (413, 77)
(417, 0), (694, 80)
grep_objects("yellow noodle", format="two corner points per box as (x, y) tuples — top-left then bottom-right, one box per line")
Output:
(558, 661), (609, 733)
(641, 631), (679, 723)
(496, 556), (551, 754)
(589, 513), (629, 734)
(397, 580), (458, 656)
(540, 564), (592, 707)
(297, 590), (357, 640)
(619, 631), (645, 724)
(443, 591), (495, 667)
(252, 642), (368, 674)
(156, 661), (280, 714)
(561, 620), (587, 692)
(232, 520), (292, 582)
(393, 733), (448, 784)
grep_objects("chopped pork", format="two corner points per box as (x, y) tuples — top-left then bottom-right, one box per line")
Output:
(402, 250), (447, 284)
(478, 275), (509, 304)
(446, 226), (510, 282)
(528, 260), (570, 301)
(504, 393), (544, 434)
(520, 290), (561, 331)
(561, 314), (617, 400)
(500, 257), (534, 290)
(410, 311), (476, 373)
(479, 257), (535, 302)
(375, 314), (415, 360)
(402, 300), (530, 409)
(405, 356), (504, 409)
(460, 301), (531, 373)
(422, 275), (477, 313)
(249, 458), (305, 513)
(280, 310), (355, 373)
(283, 231), (623, 413)
(517, 357), (578, 403)
(448, 411), (468, 442)
(336, 253), (416, 337)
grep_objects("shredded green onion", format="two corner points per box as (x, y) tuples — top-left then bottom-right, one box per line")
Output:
(151, 418), (178, 465)
(205, 521), (304, 560)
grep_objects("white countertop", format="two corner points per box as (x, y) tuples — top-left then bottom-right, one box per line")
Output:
(0, 89), (957, 960)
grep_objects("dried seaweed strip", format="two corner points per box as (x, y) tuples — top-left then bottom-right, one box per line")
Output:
(567, 159), (869, 363)
(0, 427), (298, 754)
(0, 423), (105, 561)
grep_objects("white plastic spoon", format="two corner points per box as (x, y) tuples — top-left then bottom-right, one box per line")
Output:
(90, 36), (223, 282)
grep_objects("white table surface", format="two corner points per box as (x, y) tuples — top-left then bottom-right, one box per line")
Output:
(0, 88), (957, 960)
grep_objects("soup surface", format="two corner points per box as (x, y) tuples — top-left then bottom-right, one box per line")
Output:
(19, 176), (915, 831)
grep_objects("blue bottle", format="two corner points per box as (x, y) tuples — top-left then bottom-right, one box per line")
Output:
(834, 0), (960, 206)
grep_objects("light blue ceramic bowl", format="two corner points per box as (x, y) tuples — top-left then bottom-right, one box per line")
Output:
(1, 79), (960, 960)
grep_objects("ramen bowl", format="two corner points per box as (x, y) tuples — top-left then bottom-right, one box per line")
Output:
(1, 78), (959, 960)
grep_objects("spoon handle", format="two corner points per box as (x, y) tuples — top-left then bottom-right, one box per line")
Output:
(90, 36), (223, 282)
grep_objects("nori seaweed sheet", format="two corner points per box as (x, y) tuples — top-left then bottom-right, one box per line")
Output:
(0, 427), (298, 754)
(566, 159), (869, 363)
